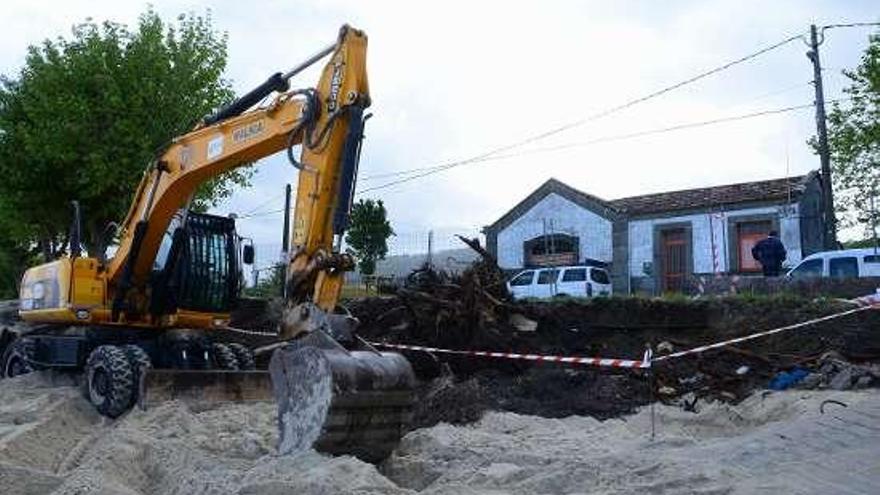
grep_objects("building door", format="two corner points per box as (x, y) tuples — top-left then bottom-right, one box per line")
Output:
(736, 221), (772, 272)
(661, 228), (687, 292)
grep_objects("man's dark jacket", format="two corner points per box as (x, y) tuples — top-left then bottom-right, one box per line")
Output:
(751, 236), (787, 276)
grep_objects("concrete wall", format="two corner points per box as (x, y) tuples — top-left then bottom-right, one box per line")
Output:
(628, 203), (804, 293)
(495, 192), (613, 269)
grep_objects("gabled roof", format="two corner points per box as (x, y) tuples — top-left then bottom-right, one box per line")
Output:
(484, 178), (618, 235)
(485, 172), (817, 234)
(609, 174), (811, 216)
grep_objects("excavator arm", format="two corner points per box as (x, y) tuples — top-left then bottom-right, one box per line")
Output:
(108, 25), (369, 324)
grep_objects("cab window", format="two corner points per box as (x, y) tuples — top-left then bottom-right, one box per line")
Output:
(509, 271), (535, 286)
(537, 269), (560, 284)
(829, 257), (858, 278)
(789, 259), (823, 278)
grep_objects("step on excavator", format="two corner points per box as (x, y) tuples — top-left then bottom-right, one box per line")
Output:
(0, 25), (415, 462)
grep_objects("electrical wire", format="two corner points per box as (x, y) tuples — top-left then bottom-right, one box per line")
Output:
(823, 22), (880, 31)
(360, 80), (814, 183)
(353, 34), (803, 188)
(358, 99), (848, 195)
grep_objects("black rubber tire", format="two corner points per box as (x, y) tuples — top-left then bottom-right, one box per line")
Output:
(1, 338), (35, 378)
(212, 343), (239, 370)
(122, 344), (152, 407)
(86, 345), (135, 418)
(226, 343), (256, 370)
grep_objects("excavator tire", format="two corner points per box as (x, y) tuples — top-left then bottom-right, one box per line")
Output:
(226, 343), (256, 370)
(212, 343), (240, 370)
(86, 345), (135, 418)
(122, 344), (152, 406)
(1, 337), (36, 378)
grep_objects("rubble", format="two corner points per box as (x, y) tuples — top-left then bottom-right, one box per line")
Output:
(794, 352), (880, 391)
(346, 242), (880, 425)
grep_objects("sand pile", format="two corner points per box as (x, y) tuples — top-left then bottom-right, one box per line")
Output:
(2, 371), (878, 494)
(0, 372), (405, 495)
(386, 390), (880, 494)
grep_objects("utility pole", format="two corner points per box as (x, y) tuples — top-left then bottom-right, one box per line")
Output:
(807, 24), (837, 249)
(871, 192), (878, 254)
(426, 230), (434, 268)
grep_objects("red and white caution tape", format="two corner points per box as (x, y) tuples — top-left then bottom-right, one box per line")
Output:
(368, 342), (653, 369)
(854, 291), (880, 307)
(652, 304), (876, 363)
(368, 292), (878, 370)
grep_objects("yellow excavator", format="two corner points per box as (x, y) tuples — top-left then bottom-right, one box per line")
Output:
(1, 25), (414, 462)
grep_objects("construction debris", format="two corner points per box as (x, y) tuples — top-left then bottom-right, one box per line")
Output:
(345, 242), (880, 426)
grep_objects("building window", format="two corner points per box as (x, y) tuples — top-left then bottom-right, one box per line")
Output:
(524, 233), (579, 267)
(735, 220), (772, 272)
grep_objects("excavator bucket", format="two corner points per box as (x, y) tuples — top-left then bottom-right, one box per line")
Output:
(138, 369), (275, 409)
(269, 338), (416, 463)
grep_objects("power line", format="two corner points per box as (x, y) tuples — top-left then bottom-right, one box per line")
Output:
(353, 33), (803, 192)
(241, 191), (287, 217)
(359, 100), (842, 195)
(360, 80), (813, 183)
(237, 204), (294, 219)
(822, 22), (880, 31)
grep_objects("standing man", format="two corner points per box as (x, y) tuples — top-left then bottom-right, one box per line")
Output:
(751, 230), (787, 277)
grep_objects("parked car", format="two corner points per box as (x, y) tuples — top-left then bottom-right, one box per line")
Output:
(507, 265), (612, 300)
(785, 248), (880, 279)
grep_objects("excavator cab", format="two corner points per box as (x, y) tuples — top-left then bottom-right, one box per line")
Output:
(150, 211), (247, 317)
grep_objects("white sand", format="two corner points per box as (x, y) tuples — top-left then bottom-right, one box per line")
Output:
(2, 372), (879, 494)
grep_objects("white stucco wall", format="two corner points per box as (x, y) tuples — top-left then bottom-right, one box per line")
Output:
(496, 193), (613, 269)
(628, 204), (803, 277)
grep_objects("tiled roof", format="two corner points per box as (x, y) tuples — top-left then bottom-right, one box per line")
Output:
(609, 174), (810, 215)
(485, 173), (817, 234)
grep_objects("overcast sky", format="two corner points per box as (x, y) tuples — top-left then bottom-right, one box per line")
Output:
(2, 1), (878, 256)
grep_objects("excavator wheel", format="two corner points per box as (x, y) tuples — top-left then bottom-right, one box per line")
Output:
(1, 337), (36, 378)
(226, 343), (256, 370)
(86, 345), (135, 418)
(122, 344), (152, 406)
(212, 343), (240, 370)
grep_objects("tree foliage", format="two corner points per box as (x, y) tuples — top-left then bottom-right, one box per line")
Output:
(344, 199), (394, 275)
(0, 9), (252, 261)
(824, 31), (880, 238)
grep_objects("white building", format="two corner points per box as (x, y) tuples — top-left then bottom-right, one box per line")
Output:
(483, 173), (826, 294)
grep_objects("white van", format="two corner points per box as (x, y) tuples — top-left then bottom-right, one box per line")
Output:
(786, 248), (880, 279)
(507, 265), (612, 300)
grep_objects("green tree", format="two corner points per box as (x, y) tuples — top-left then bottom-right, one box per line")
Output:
(823, 30), (880, 238)
(344, 199), (394, 275)
(244, 263), (285, 299)
(0, 9), (252, 260)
